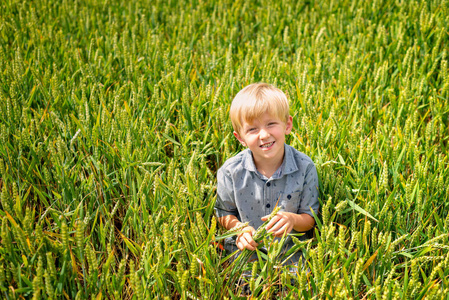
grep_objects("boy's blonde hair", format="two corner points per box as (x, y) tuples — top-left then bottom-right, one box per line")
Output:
(230, 83), (290, 134)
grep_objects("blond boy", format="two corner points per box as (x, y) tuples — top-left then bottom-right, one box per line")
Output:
(215, 83), (319, 264)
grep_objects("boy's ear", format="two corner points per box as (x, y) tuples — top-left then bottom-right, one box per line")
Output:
(233, 131), (246, 147)
(285, 116), (293, 135)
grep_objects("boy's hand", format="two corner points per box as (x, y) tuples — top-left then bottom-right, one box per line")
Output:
(236, 226), (258, 251)
(261, 212), (295, 238)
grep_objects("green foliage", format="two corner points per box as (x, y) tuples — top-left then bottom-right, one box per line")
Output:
(0, 0), (448, 298)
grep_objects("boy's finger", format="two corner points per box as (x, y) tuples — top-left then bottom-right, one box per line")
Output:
(273, 224), (287, 236)
(237, 241), (244, 251)
(268, 220), (285, 233)
(237, 234), (251, 250)
(240, 232), (251, 242)
(241, 234), (258, 250)
(275, 224), (293, 237)
(250, 240), (258, 248)
(245, 238), (257, 250)
(245, 233), (258, 246)
(265, 215), (281, 230)
(245, 244), (257, 251)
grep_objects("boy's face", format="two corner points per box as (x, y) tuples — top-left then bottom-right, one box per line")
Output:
(234, 112), (293, 169)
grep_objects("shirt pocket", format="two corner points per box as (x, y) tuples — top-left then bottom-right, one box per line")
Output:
(279, 191), (302, 213)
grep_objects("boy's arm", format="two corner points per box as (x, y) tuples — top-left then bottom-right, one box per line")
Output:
(217, 214), (242, 230)
(217, 215), (258, 251)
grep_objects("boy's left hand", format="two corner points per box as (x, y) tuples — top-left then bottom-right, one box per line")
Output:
(261, 212), (295, 237)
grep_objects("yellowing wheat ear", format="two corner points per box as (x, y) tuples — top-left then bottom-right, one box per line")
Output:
(222, 222), (249, 236)
(252, 206), (281, 241)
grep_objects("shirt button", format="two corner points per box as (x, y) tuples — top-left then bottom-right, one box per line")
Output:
(267, 182), (271, 187)
(287, 194), (291, 199)
(266, 203), (271, 208)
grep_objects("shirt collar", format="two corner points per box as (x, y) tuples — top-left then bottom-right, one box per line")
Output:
(241, 144), (299, 177)
(241, 149), (257, 173)
(283, 144), (299, 175)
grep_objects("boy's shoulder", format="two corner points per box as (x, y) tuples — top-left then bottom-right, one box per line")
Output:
(285, 144), (315, 166)
(218, 148), (250, 175)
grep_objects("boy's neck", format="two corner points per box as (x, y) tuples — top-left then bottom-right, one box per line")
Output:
(253, 150), (285, 179)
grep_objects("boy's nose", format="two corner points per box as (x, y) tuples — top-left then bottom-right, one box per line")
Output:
(259, 128), (270, 139)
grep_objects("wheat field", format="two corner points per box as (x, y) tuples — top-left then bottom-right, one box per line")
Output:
(0, 0), (448, 299)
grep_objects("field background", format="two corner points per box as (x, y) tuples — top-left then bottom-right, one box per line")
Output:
(1, 0), (448, 299)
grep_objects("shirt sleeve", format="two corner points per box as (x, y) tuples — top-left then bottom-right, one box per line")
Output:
(214, 167), (239, 218)
(297, 163), (320, 217)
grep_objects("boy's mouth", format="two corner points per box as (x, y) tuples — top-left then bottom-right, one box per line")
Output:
(260, 141), (274, 148)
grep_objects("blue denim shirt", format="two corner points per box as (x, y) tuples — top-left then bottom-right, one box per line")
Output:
(215, 144), (319, 264)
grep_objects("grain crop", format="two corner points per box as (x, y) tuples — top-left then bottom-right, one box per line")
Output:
(0, 0), (448, 298)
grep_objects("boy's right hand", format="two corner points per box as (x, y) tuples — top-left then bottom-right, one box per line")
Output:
(236, 226), (258, 251)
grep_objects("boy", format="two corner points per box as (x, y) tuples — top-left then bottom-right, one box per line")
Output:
(215, 83), (319, 265)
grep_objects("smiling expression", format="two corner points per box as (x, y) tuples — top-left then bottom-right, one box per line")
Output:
(234, 112), (293, 173)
